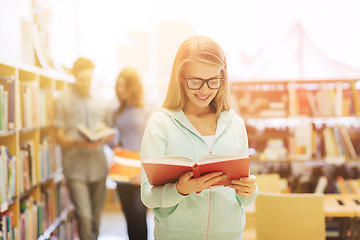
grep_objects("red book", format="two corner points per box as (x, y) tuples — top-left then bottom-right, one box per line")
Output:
(142, 154), (250, 186)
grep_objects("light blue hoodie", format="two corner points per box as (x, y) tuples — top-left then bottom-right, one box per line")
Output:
(140, 108), (258, 240)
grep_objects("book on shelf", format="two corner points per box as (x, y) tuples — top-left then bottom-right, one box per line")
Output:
(334, 176), (360, 194)
(297, 89), (312, 116)
(323, 126), (346, 164)
(0, 147), (7, 212)
(20, 81), (40, 129)
(19, 140), (37, 191)
(76, 122), (115, 142)
(108, 148), (141, 183)
(314, 176), (328, 194)
(350, 81), (360, 115)
(0, 76), (15, 131)
(142, 154), (250, 186)
(2, 91), (8, 131)
(290, 122), (313, 161)
(0, 85), (3, 131)
(0, 211), (16, 240)
(338, 125), (358, 160)
(39, 88), (54, 127)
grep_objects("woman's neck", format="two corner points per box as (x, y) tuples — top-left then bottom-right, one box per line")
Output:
(183, 105), (216, 117)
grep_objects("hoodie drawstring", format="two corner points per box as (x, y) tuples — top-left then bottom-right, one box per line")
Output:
(170, 117), (199, 160)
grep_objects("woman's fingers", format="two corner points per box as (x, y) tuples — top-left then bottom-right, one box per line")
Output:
(179, 171), (194, 182)
(202, 173), (227, 188)
(230, 175), (257, 197)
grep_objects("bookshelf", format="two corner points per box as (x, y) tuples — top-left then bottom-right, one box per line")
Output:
(232, 80), (360, 162)
(232, 79), (360, 194)
(0, 61), (76, 239)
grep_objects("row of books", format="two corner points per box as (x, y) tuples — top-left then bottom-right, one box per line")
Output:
(1, 138), (63, 205)
(334, 176), (360, 194)
(19, 141), (37, 193)
(15, 179), (72, 240)
(55, 181), (71, 218)
(19, 197), (38, 240)
(39, 181), (73, 240)
(38, 188), (56, 235)
(252, 124), (358, 163)
(289, 124), (357, 163)
(0, 174), (70, 239)
(19, 195), (54, 240)
(233, 81), (360, 118)
(0, 146), (16, 213)
(0, 77), (15, 132)
(49, 215), (78, 240)
(0, 78), (54, 132)
(39, 137), (61, 181)
(289, 81), (360, 117)
(234, 87), (288, 117)
(0, 211), (15, 240)
(20, 81), (54, 130)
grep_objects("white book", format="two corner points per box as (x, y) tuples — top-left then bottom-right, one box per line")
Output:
(77, 122), (115, 142)
(3, 91), (8, 131)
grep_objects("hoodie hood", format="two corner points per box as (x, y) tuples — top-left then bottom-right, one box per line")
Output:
(157, 108), (235, 139)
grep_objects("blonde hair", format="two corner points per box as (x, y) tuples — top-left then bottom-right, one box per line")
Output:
(162, 35), (230, 115)
(114, 67), (144, 116)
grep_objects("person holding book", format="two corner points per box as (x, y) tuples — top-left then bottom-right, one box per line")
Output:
(112, 67), (148, 240)
(140, 35), (258, 240)
(54, 57), (112, 240)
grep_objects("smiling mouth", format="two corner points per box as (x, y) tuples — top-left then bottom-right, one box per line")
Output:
(195, 94), (210, 101)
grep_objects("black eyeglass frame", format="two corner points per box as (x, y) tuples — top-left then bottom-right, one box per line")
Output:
(185, 77), (223, 90)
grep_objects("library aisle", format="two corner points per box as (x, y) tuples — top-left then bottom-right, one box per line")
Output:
(99, 209), (154, 240)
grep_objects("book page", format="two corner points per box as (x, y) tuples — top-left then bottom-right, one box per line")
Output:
(143, 155), (194, 166)
(77, 123), (115, 142)
(198, 154), (249, 164)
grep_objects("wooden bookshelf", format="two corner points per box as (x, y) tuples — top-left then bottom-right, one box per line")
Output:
(0, 61), (76, 239)
(235, 79), (360, 239)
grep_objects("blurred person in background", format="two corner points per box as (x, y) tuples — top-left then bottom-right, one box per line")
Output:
(112, 67), (148, 240)
(54, 57), (112, 240)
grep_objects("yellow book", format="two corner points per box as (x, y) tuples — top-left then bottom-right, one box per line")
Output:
(350, 82), (360, 115)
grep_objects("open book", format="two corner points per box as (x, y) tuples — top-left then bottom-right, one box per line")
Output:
(109, 148), (141, 183)
(77, 122), (115, 142)
(142, 154), (250, 186)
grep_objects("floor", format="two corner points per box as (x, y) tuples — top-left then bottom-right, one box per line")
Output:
(98, 209), (155, 240)
(98, 208), (256, 240)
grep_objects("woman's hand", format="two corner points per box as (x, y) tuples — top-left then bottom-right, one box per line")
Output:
(229, 175), (257, 198)
(176, 171), (227, 195)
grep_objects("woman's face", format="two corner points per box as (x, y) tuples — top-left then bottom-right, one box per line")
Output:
(116, 77), (127, 101)
(182, 61), (222, 112)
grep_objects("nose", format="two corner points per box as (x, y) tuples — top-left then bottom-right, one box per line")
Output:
(198, 82), (210, 92)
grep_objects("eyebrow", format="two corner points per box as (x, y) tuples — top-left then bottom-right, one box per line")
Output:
(186, 75), (221, 80)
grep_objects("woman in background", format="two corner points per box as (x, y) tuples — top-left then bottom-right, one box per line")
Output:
(113, 67), (148, 240)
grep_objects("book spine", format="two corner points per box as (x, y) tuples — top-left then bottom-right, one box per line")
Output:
(191, 163), (200, 178)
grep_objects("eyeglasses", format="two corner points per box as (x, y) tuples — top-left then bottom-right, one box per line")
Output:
(185, 77), (223, 90)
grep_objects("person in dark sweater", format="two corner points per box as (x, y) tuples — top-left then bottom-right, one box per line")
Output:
(112, 67), (148, 240)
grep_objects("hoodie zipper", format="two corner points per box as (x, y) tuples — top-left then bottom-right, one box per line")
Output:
(194, 129), (229, 240)
(170, 114), (231, 240)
